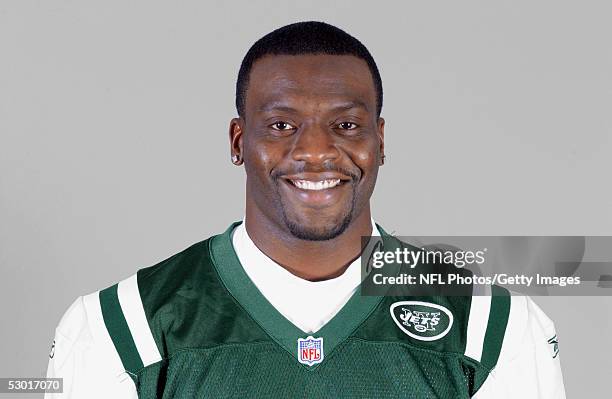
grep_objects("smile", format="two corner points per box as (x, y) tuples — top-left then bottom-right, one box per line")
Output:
(289, 179), (342, 191)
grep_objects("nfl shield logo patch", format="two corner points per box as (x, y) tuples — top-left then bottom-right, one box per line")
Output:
(297, 336), (324, 366)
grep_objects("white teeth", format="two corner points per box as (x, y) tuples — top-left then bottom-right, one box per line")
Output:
(291, 179), (341, 190)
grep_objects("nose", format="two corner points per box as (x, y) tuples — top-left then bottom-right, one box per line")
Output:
(290, 122), (340, 165)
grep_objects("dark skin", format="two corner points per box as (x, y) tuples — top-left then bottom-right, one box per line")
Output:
(229, 54), (385, 281)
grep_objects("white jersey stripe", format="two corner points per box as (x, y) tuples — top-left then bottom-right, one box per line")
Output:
(117, 274), (162, 367)
(82, 292), (135, 383)
(464, 284), (492, 362)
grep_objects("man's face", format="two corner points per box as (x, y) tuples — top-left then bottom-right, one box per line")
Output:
(231, 54), (384, 240)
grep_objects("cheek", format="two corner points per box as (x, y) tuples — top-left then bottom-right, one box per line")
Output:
(243, 136), (284, 178)
(247, 146), (272, 169)
(356, 151), (375, 164)
(349, 140), (380, 173)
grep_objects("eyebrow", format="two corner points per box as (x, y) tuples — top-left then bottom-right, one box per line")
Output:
(258, 100), (370, 114)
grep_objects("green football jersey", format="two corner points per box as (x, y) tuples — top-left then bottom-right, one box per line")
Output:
(94, 222), (510, 398)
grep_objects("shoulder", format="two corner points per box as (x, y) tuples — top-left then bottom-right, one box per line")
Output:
(135, 235), (225, 329)
(138, 238), (211, 287)
(98, 237), (218, 366)
(48, 296), (92, 373)
(53, 296), (89, 346)
(497, 294), (558, 364)
(469, 295), (566, 398)
(48, 292), (138, 391)
(465, 291), (559, 368)
(51, 234), (217, 373)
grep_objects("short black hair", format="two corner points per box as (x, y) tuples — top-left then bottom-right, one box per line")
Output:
(236, 21), (383, 118)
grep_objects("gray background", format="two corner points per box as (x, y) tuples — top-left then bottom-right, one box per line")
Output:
(1, 1), (610, 397)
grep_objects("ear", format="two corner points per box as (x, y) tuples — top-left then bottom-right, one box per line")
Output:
(229, 117), (244, 165)
(377, 117), (385, 165)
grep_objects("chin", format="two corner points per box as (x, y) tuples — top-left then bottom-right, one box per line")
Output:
(282, 211), (353, 241)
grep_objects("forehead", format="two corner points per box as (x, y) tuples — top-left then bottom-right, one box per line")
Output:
(246, 54), (377, 114)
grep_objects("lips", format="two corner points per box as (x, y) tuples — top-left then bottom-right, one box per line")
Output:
(278, 172), (353, 208)
(289, 179), (341, 191)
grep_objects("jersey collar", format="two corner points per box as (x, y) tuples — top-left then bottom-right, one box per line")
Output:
(209, 220), (392, 369)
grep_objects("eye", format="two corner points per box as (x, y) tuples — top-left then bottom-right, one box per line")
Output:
(337, 122), (359, 130)
(269, 121), (296, 131)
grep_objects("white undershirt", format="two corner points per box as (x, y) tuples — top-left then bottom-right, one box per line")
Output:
(231, 219), (380, 334)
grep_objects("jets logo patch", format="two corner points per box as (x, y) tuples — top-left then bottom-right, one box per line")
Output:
(390, 301), (454, 341)
(297, 336), (324, 366)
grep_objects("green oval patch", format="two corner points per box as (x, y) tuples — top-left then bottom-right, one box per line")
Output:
(390, 301), (454, 341)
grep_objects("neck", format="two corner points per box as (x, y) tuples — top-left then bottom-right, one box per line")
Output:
(244, 207), (373, 282)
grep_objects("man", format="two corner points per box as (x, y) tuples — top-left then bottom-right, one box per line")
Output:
(46, 21), (566, 398)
